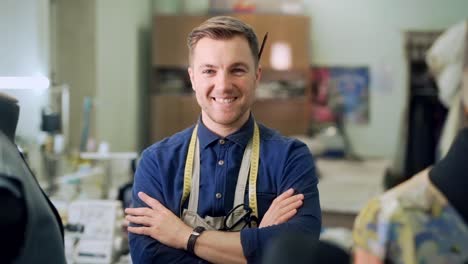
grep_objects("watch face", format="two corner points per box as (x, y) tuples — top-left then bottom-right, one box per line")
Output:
(194, 226), (206, 233)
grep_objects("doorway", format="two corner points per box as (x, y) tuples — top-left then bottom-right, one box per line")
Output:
(403, 31), (447, 179)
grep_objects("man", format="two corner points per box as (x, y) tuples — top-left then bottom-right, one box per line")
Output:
(126, 16), (321, 263)
(0, 92), (66, 263)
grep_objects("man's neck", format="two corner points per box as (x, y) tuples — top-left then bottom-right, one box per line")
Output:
(201, 114), (250, 138)
(210, 127), (239, 138)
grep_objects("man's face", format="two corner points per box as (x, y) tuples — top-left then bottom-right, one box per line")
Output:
(188, 35), (261, 133)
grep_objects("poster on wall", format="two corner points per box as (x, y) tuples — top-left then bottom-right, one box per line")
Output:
(310, 66), (370, 126)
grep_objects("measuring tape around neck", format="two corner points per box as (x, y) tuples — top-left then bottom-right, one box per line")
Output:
(180, 123), (260, 218)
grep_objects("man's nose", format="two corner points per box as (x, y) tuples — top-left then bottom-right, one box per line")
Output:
(215, 72), (232, 91)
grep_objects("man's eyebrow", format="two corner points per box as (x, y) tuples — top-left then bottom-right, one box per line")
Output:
(198, 64), (216, 70)
(230, 62), (250, 69)
(197, 63), (250, 70)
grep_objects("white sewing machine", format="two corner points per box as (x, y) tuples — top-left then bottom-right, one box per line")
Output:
(64, 200), (125, 264)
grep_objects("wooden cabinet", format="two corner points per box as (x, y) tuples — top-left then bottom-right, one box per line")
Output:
(152, 14), (310, 70)
(252, 97), (310, 136)
(149, 95), (309, 143)
(148, 14), (311, 144)
(149, 95), (199, 142)
(152, 15), (207, 67)
(233, 14), (310, 71)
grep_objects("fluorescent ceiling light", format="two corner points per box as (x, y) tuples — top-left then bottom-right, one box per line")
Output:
(0, 75), (50, 90)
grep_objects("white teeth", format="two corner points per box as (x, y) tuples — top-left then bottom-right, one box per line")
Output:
(214, 98), (235, 103)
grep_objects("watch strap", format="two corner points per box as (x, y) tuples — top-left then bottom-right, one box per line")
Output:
(187, 226), (206, 254)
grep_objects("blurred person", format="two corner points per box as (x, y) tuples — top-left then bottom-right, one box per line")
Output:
(353, 128), (468, 264)
(0, 92), (66, 263)
(125, 16), (321, 263)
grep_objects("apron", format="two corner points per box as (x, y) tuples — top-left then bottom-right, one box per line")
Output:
(180, 122), (260, 231)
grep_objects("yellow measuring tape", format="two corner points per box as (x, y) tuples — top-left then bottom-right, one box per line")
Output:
(180, 123), (260, 218)
(248, 123), (260, 218)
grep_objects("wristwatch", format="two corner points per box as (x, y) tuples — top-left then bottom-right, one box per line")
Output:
(187, 226), (206, 255)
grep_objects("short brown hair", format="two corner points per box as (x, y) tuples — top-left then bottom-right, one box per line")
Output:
(187, 16), (259, 67)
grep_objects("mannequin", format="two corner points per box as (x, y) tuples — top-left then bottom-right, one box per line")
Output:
(0, 92), (66, 263)
(0, 92), (19, 141)
(429, 127), (468, 224)
(0, 92), (24, 262)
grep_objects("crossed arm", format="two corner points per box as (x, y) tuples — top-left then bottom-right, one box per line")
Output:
(125, 188), (304, 264)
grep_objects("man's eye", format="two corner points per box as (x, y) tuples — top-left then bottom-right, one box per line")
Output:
(202, 69), (215, 74)
(232, 68), (246, 75)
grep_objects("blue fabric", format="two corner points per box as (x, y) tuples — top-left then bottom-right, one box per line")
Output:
(129, 116), (321, 263)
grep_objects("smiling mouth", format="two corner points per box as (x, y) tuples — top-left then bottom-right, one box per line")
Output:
(212, 97), (237, 104)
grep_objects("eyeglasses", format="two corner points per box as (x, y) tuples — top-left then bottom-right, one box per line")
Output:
(221, 204), (258, 231)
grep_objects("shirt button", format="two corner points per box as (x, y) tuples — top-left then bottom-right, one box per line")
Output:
(219, 139), (225, 145)
(215, 193), (222, 199)
(218, 160), (224, 166)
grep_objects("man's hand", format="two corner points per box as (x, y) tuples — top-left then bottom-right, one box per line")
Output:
(125, 192), (192, 250)
(259, 188), (304, 228)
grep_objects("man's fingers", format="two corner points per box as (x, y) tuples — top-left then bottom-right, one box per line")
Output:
(259, 189), (304, 228)
(126, 215), (153, 227)
(275, 209), (297, 224)
(125, 207), (153, 216)
(279, 199), (303, 216)
(138, 192), (164, 210)
(274, 188), (295, 203)
(269, 199), (302, 224)
(127, 226), (150, 235)
(273, 189), (303, 207)
(279, 193), (304, 208)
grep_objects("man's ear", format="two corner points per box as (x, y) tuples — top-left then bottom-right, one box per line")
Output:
(188, 67), (195, 91)
(255, 65), (262, 84)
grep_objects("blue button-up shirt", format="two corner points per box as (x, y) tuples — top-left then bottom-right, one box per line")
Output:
(129, 116), (321, 263)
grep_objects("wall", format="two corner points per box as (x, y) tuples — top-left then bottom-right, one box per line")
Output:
(54, 0), (97, 151)
(0, 0), (50, 142)
(95, 0), (151, 152)
(55, 0), (151, 152)
(305, 0), (468, 159)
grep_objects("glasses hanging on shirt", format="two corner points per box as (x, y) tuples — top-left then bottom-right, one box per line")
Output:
(221, 204), (258, 231)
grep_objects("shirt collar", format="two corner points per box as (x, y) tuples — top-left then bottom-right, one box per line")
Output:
(197, 117), (219, 149)
(197, 114), (255, 149)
